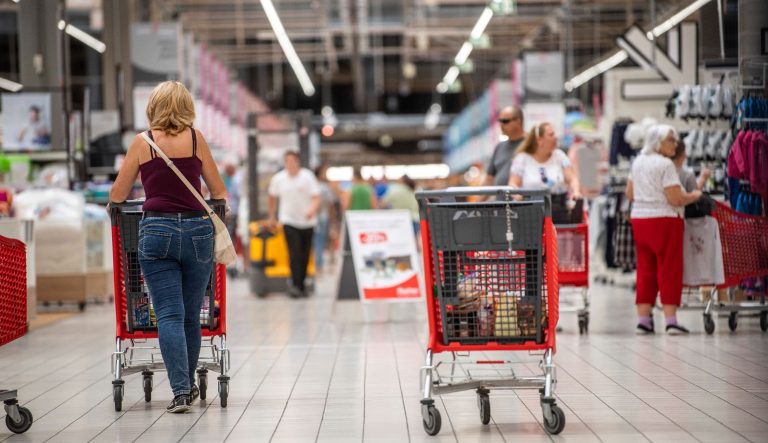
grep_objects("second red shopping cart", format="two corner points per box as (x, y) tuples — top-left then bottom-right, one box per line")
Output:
(416, 187), (563, 436)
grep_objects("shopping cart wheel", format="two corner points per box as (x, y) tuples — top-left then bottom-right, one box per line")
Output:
(78, 301), (86, 312)
(5, 406), (33, 434)
(760, 312), (767, 332)
(218, 376), (229, 408)
(142, 372), (153, 402)
(422, 405), (441, 436)
(703, 314), (715, 335)
(543, 404), (565, 435)
(578, 313), (589, 335)
(113, 383), (124, 412)
(477, 390), (491, 425)
(197, 369), (208, 400)
(728, 312), (738, 332)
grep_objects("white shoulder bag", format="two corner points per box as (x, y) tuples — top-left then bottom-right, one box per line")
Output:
(141, 132), (237, 265)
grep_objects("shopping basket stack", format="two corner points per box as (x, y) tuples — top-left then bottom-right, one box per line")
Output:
(109, 201), (230, 411)
(702, 201), (768, 333)
(0, 235), (33, 434)
(415, 187), (564, 436)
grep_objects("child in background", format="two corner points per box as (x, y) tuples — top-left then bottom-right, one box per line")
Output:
(672, 140), (710, 192)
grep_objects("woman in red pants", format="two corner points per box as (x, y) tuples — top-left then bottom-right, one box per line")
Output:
(626, 124), (702, 334)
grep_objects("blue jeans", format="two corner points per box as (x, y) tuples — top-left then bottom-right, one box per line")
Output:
(138, 216), (214, 396)
(313, 216), (329, 270)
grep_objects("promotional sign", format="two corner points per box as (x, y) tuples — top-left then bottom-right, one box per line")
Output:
(346, 210), (422, 302)
(1, 93), (53, 151)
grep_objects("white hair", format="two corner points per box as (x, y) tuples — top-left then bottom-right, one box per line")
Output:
(641, 124), (677, 155)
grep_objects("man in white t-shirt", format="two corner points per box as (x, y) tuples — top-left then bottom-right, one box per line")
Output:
(268, 151), (321, 297)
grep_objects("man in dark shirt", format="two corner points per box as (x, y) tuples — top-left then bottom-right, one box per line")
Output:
(484, 106), (525, 186)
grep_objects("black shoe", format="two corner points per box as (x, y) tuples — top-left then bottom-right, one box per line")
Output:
(167, 394), (191, 413)
(288, 286), (302, 298)
(190, 385), (199, 404)
(666, 323), (690, 335)
(636, 319), (655, 334)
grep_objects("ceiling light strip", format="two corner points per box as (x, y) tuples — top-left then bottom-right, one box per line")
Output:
(647, 0), (711, 39)
(0, 77), (23, 92)
(58, 20), (106, 53)
(260, 0), (316, 97)
(436, 4), (496, 93)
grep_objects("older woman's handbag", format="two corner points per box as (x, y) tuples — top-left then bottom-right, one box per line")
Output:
(141, 132), (237, 265)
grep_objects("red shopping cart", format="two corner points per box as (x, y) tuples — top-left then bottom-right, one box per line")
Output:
(415, 187), (563, 436)
(555, 212), (590, 334)
(109, 201), (230, 411)
(702, 201), (768, 334)
(0, 236), (33, 434)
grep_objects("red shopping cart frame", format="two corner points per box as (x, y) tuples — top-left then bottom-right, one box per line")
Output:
(419, 217), (559, 354)
(713, 201), (768, 289)
(110, 212), (227, 341)
(0, 236), (27, 347)
(555, 213), (589, 287)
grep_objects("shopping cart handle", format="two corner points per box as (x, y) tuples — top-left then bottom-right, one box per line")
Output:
(416, 186), (551, 200)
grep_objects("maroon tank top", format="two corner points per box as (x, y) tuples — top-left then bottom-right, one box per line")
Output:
(140, 128), (204, 212)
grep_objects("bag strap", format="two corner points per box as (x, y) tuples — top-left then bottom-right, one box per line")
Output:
(141, 131), (216, 217)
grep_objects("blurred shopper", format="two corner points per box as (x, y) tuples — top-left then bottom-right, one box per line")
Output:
(626, 125), (702, 334)
(672, 140), (710, 192)
(381, 175), (419, 236)
(267, 151), (321, 298)
(314, 165), (336, 273)
(222, 159), (243, 275)
(109, 81), (227, 413)
(343, 167), (377, 210)
(507, 122), (581, 197)
(484, 106), (525, 186)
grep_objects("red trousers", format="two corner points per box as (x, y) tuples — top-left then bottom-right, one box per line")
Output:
(630, 217), (684, 306)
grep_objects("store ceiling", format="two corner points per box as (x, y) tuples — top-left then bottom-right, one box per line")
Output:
(157, 0), (693, 113)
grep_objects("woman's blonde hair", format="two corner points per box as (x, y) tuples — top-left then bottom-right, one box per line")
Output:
(515, 122), (550, 155)
(145, 81), (195, 136)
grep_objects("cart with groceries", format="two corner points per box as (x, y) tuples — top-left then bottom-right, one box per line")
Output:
(415, 187), (564, 436)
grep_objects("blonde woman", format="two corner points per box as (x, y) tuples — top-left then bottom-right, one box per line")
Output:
(109, 81), (227, 412)
(507, 122), (580, 198)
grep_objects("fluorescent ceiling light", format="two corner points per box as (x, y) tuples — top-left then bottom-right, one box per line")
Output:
(437, 5), (496, 94)
(58, 20), (106, 53)
(470, 7), (494, 40)
(260, 0), (316, 97)
(647, 0), (711, 39)
(0, 77), (23, 92)
(454, 42), (474, 66)
(443, 66), (460, 86)
(564, 50), (628, 91)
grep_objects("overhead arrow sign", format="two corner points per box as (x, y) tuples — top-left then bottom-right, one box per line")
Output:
(617, 22), (698, 100)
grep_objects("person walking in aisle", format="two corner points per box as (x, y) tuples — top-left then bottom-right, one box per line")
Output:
(109, 81), (227, 413)
(343, 167), (377, 211)
(507, 121), (581, 198)
(267, 151), (321, 298)
(484, 106), (525, 186)
(626, 125), (702, 334)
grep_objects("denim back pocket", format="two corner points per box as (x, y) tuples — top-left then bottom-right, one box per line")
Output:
(192, 232), (214, 263)
(139, 230), (172, 260)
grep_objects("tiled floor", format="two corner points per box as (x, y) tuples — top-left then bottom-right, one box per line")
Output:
(1, 270), (767, 442)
